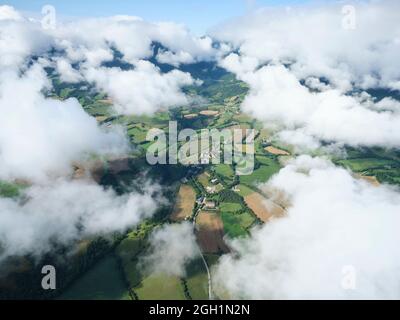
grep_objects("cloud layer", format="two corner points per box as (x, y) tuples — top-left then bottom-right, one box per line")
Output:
(230, 64), (400, 148)
(213, 1), (400, 90)
(213, 156), (400, 299)
(0, 6), (220, 116)
(215, 1), (400, 149)
(0, 179), (160, 262)
(0, 64), (128, 182)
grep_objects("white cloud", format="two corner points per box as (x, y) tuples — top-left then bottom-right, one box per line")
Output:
(0, 64), (128, 182)
(214, 1), (400, 149)
(213, 156), (400, 299)
(0, 6), (219, 116)
(55, 58), (83, 83)
(0, 179), (160, 261)
(213, 1), (400, 91)
(83, 60), (195, 115)
(141, 222), (200, 277)
(223, 63), (400, 148)
(0, 14), (53, 70)
(156, 50), (196, 67)
(52, 17), (217, 67)
(0, 5), (22, 21)
(219, 53), (259, 76)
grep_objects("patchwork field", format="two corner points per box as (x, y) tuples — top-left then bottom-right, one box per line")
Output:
(171, 184), (196, 222)
(336, 158), (397, 172)
(244, 193), (285, 222)
(335, 151), (400, 186)
(195, 211), (229, 254)
(220, 211), (255, 238)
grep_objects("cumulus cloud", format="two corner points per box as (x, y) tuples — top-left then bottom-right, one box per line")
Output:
(213, 156), (400, 299)
(0, 5), (22, 21)
(0, 6), (219, 116)
(213, 1), (400, 91)
(55, 58), (83, 83)
(0, 13), (53, 70)
(0, 64), (128, 182)
(0, 6), (213, 266)
(53, 17), (217, 67)
(231, 64), (400, 148)
(141, 222), (200, 277)
(83, 60), (196, 115)
(0, 179), (160, 261)
(213, 1), (400, 149)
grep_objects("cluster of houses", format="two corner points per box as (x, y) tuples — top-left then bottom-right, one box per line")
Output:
(196, 196), (217, 211)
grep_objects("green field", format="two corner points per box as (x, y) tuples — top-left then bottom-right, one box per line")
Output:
(134, 274), (186, 300)
(219, 202), (243, 213)
(185, 259), (209, 300)
(256, 155), (280, 166)
(331, 147), (400, 186)
(240, 162), (280, 185)
(221, 211), (255, 238)
(0, 181), (21, 198)
(127, 126), (149, 144)
(214, 164), (235, 182)
(116, 237), (144, 288)
(235, 184), (254, 197)
(59, 255), (130, 300)
(336, 158), (397, 172)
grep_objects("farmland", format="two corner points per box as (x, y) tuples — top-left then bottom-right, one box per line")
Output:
(240, 158), (281, 185)
(7, 55), (399, 302)
(334, 147), (400, 186)
(220, 211), (255, 238)
(184, 259), (209, 300)
(265, 146), (290, 156)
(195, 211), (229, 254)
(171, 184), (196, 221)
(244, 193), (285, 222)
(134, 274), (186, 300)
